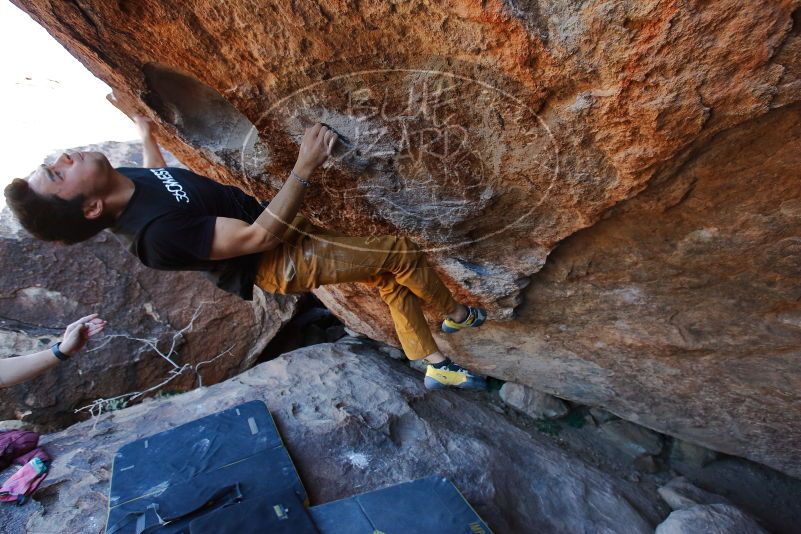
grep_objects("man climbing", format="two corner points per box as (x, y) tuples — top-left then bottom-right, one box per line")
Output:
(4, 115), (488, 390)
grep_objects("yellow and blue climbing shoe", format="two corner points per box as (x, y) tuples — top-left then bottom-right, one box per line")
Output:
(424, 359), (487, 390)
(441, 306), (487, 334)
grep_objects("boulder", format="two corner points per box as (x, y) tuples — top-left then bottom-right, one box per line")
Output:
(343, 327), (368, 339)
(0, 141), (299, 428)
(678, 457), (801, 534)
(669, 439), (720, 474)
(1, 340), (670, 533)
(656, 504), (769, 534)
(589, 407), (618, 424)
(377, 345), (405, 361)
(499, 382), (569, 419)
(12, 0), (801, 477)
(633, 454), (660, 474)
(599, 419), (664, 458)
(658, 476), (731, 511)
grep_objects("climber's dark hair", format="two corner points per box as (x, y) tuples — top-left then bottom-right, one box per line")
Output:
(4, 178), (113, 245)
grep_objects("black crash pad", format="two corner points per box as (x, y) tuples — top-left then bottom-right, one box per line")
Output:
(309, 476), (492, 534)
(105, 401), (306, 534)
(188, 489), (318, 534)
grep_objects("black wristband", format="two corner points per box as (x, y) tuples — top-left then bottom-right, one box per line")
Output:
(50, 342), (70, 361)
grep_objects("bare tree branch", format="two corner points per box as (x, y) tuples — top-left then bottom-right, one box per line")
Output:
(74, 303), (236, 422)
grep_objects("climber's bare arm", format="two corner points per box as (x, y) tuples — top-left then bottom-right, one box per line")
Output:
(255, 123), (338, 240)
(208, 168), (313, 259)
(209, 123), (338, 261)
(209, 217), (282, 259)
(0, 314), (106, 389)
(134, 115), (168, 168)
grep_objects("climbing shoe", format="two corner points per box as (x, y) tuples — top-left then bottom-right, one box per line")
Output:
(441, 305), (487, 333)
(424, 359), (487, 391)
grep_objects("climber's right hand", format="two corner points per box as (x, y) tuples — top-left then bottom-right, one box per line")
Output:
(293, 123), (338, 181)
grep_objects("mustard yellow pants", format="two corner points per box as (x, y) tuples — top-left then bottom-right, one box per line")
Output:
(254, 215), (458, 360)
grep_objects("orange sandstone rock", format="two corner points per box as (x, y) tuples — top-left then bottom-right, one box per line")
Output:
(10, 0), (801, 476)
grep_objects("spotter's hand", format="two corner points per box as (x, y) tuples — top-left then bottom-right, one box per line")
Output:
(59, 313), (107, 356)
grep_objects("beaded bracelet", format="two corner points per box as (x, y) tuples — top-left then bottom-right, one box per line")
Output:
(290, 170), (311, 188)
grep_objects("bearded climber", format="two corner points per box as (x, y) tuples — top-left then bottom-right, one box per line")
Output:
(4, 115), (488, 390)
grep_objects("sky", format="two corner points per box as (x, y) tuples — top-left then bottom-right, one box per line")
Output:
(0, 2), (137, 205)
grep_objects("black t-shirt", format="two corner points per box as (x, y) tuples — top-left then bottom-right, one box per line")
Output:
(111, 167), (266, 300)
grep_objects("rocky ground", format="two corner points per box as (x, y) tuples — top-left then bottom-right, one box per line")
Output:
(1, 338), (666, 533)
(2, 329), (797, 533)
(488, 385), (801, 534)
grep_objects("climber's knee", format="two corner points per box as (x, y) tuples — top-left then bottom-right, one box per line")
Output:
(400, 235), (420, 252)
(395, 236), (423, 262)
(378, 235), (425, 276)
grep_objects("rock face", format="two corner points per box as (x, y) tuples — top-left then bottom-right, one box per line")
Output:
(499, 381), (569, 419)
(657, 476), (732, 511)
(655, 504), (769, 534)
(1, 339), (670, 533)
(600, 419), (664, 459)
(669, 439), (719, 473)
(0, 143), (298, 428)
(11, 1), (801, 476)
(655, 477), (768, 534)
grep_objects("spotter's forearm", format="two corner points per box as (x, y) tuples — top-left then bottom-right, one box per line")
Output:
(0, 349), (60, 389)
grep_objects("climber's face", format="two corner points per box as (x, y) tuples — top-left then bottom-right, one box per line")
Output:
(27, 151), (112, 202)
